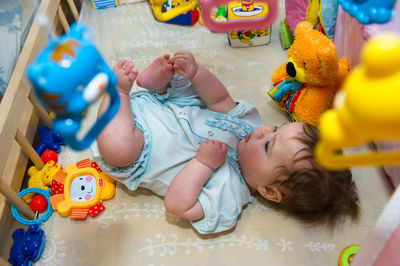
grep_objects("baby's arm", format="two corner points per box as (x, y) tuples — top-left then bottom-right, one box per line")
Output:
(172, 50), (236, 114)
(164, 140), (228, 220)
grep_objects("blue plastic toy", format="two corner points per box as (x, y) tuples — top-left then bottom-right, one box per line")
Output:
(8, 224), (45, 266)
(11, 188), (53, 225)
(35, 126), (65, 156)
(338, 0), (397, 24)
(27, 23), (120, 150)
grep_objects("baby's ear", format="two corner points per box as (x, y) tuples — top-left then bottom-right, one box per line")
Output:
(258, 185), (283, 203)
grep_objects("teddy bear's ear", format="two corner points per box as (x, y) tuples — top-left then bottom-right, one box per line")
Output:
(289, 22), (313, 57)
(316, 43), (339, 85)
(317, 42), (338, 71)
(295, 21), (314, 36)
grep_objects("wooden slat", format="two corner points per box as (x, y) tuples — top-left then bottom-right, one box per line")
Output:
(2, 104), (38, 191)
(58, 5), (70, 32)
(0, 99), (39, 255)
(66, 0), (80, 22)
(0, 255), (9, 265)
(15, 129), (44, 170)
(0, 178), (34, 220)
(29, 91), (52, 129)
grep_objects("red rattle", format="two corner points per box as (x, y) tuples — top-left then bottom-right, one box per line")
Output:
(30, 195), (48, 213)
(41, 150), (58, 163)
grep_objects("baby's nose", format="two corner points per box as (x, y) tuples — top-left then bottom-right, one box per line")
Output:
(257, 126), (274, 138)
(264, 125), (276, 133)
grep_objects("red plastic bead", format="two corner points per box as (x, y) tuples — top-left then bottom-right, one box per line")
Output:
(41, 150), (58, 163)
(30, 195), (48, 213)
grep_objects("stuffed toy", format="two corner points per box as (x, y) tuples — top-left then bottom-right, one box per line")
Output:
(21, 160), (62, 203)
(35, 126), (65, 156)
(269, 21), (349, 126)
(8, 224), (45, 266)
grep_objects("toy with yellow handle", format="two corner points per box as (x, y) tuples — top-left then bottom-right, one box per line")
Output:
(150, 0), (198, 21)
(315, 33), (400, 170)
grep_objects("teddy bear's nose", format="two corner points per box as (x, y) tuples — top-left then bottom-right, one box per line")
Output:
(286, 62), (296, 77)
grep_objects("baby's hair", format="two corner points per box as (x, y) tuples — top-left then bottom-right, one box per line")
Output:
(270, 123), (360, 228)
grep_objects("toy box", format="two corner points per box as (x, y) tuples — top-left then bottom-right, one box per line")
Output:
(227, 1), (272, 47)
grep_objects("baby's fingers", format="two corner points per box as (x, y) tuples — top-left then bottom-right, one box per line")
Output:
(210, 140), (227, 151)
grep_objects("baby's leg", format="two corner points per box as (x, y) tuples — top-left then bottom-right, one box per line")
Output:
(136, 54), (175, 94)
(97, 59), (144, 167)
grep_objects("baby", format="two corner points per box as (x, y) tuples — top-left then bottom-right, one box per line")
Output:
(92, 50), (359, 234)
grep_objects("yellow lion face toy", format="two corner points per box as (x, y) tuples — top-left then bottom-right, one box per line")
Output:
(316, 33), (400, 170)
(49, 159), (116, 218)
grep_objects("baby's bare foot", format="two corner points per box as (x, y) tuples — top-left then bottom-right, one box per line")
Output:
(113, 59), (139, 95)
(137, 54), (175, 94)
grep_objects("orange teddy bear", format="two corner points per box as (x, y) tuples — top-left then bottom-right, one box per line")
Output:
(269, 21), (350, 126)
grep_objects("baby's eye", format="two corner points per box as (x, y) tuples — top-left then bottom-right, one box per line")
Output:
(265, 127), (278, 151)
(265, 141), (270, 151)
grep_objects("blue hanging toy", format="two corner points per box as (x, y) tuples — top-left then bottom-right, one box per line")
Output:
(338, 0), (397, 24)
(27, 23), (120, 150)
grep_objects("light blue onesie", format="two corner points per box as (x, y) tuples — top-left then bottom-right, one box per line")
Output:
(91, 74), (264, 234)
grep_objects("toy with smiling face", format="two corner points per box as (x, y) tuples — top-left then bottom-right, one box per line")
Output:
(49, 159), (116, 218)
(315, 33), (400, 170)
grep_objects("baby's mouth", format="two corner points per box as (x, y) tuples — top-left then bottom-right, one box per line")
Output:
(245, 133), (252, 142)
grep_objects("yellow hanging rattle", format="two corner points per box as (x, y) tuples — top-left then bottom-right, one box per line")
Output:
(315, 33), (400, 170)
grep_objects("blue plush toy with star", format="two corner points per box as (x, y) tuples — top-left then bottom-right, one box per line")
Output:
(8, 224), (45, 266)
(35, 126), (65, 156)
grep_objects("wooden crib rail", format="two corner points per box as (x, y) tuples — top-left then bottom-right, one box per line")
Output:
(0, 0), (80, 257)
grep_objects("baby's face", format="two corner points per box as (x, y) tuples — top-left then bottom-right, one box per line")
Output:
(238, 122), (307, 190)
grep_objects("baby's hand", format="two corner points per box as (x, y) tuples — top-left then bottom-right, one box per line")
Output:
(170, 50), (198, 80)
(196, 140), (228, 170)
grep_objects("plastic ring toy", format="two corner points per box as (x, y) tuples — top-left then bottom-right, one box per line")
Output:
(339, 245), (360, 266)
(12, 188), (53, 225)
